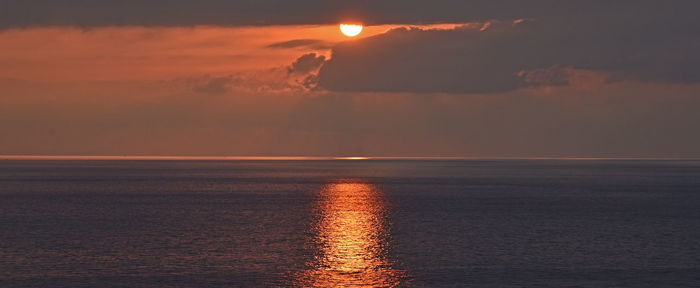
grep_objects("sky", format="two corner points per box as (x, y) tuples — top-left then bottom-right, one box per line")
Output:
(1, 1), (699, 157)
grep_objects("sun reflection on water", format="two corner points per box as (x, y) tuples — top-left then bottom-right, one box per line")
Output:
(297, 181), (405, 287)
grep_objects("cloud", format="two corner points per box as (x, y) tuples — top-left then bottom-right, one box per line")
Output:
(288, 53), (326, 75)
(286, 53), (327, 90)
(3, 1), (697, 29)
(316, 7), (700, 94)
(185, 54), (327, 94)
(267, 39), (331, 50)
(192, 76), (233, 94)
(516, 66), (611, 88)
(0, 0), (554, 28)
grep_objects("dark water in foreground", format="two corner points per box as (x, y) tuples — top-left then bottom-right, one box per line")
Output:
(1, 159), (699, 287)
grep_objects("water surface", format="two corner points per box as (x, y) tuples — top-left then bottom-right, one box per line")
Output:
(1, 159), (699, 287)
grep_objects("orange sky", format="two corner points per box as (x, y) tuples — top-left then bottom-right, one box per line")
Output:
(0, 24), (464, 82)
(2, 21), (700, 157)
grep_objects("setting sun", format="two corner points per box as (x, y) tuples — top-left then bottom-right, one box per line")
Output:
(339, 24), (363, 37)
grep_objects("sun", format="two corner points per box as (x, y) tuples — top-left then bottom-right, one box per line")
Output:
(339, 24), (363, 37)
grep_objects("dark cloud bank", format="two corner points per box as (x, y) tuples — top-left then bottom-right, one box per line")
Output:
(2, 1), (697, 28)
(0, 1), (640, 28)
(316, 2), (700, 93)
(5, 1), (698, 94)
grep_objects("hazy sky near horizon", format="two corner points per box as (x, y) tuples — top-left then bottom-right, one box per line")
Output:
(1, 1), (700, 157)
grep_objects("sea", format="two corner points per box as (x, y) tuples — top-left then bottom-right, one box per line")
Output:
(1, 159), (699, 287)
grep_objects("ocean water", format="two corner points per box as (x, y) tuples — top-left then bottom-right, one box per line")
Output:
(1, 159), (699, 287)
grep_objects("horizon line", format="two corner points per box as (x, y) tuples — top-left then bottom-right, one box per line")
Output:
(1, 155), (699, 161)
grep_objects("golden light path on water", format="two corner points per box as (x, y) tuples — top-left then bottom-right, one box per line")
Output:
(297, 181), (405, 287)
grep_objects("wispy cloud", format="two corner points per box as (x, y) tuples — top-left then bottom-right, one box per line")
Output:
(267, 39), (332, 50)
